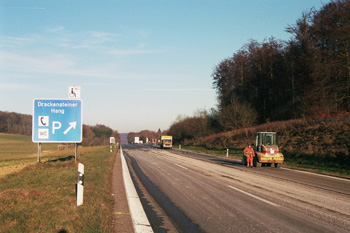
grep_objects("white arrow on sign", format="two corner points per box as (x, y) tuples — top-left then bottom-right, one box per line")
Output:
(64, 122), (77, 135)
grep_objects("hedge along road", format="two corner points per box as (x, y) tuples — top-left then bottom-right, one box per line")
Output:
(123, 144), (350, 233)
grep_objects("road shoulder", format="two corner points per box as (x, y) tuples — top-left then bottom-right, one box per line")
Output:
(111, 150), (134, 233)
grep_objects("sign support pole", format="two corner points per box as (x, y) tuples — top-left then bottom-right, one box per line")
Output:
(37, 143), (41, 163)
(75, 143), (78, 162)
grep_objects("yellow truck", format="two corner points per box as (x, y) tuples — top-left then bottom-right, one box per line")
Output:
(242, 132), (284, 168)
(160, 135), (172, 149)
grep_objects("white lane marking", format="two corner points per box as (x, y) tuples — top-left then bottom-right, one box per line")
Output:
(281, 167), (350, 182)
(175, 163), (188, 170)
(227, 185), (279, 207)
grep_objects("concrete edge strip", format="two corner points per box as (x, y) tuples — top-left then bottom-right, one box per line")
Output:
(120, 146), (154, 233)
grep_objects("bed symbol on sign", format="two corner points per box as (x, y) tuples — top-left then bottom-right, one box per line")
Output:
(38, 116), (49, 127)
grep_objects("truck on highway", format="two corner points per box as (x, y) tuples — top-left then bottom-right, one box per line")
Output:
(242, 132), (284, 168)
(160, 135), (172, 149)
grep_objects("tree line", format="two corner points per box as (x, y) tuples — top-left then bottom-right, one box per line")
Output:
(127, 129), (163, 144)
(83, 124), (120, 147)
(0, 111), (32, 135)
(0, 111), (120, 146)
(169, 0), (350, 144)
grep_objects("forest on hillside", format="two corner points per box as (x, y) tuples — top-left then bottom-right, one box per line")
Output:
(168, 0), (350, 144)
(0, 111), (120, 146)
(127, 129), (163, 144)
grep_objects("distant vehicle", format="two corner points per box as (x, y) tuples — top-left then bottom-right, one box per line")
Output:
(160, 135), (172, 149)
(242, 132), (284, 168)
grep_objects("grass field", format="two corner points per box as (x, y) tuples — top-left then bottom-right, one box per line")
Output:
(0, 133), (77, 178)
(0, 133), (56, 159)
(0, 133), (116, 232)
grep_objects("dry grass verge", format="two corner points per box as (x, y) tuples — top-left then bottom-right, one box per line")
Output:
(0, 133), (116, 232)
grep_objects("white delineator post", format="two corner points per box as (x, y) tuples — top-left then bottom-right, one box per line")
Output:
(77, 163), (84, 206)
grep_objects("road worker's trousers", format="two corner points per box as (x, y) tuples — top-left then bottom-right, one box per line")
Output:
(246, 156), (253, 167)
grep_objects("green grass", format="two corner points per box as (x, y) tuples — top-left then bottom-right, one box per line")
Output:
(0, 133), (82, 178)
(0, 133), (58, 160)
(283, 154), (350, 177)
(0, 133), (116, 232)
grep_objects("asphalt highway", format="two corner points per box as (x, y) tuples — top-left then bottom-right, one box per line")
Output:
(123, 144), (350, 233)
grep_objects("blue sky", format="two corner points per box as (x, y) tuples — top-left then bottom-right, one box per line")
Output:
(0, 0), (328, 133)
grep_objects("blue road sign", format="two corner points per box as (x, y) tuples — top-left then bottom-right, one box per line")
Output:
(32, 99), (83, 143)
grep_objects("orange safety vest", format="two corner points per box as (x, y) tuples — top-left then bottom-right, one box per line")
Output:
(244, 147), (254, 157)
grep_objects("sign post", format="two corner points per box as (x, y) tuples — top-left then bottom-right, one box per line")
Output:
(75, 143), (78, 162)
(37, 143), (41, 162)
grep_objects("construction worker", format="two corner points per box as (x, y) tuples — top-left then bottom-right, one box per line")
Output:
(244, 144), (254, 168)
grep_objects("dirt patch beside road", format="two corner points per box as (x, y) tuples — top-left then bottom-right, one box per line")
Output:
(111, 150), (134, 233)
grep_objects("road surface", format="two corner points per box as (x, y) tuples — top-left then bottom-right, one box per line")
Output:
(123, 144), (350, 233)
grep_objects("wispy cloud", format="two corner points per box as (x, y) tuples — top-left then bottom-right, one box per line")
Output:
(63, 31), (120, 49)
(0, 7), (45, 10)
(0, 51), (75, 73)
(0, 25), (161, 60)
(109, 49), (163, 56)
(0, 36), (37, 47)
(46, 26), (65, 33)
(145, 88), (215, 92)
(28, 28), (120, 50)
(0, 83), (33, 90)
(0, 26), (163, 80)
(0, 50), (125, 79)
(0, 27), (121, 51)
